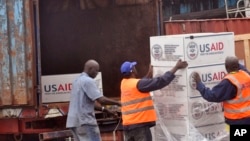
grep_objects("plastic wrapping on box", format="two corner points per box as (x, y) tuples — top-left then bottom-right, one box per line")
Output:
(151, 94), (229, 141)
(149, 32), (234, 141)
(150, 65), (230, 141)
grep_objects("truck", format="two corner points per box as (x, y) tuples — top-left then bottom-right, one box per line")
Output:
(0, 0), (161, 140)
(2, 0), (250, 141)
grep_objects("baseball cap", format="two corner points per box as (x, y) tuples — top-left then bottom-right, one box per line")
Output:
(120, 61), (137, 75)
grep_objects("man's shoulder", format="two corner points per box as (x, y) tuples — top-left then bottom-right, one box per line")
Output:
(78, 73), (93, 81)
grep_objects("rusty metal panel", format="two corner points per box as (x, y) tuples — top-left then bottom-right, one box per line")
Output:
(39, 130), (72, 141)
(0, 0), (36, 106)
(39, 0), (158, 98)
(0, 119), (19, 133)
(164, 18), (250, 35)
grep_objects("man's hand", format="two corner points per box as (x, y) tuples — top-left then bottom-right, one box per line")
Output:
(170, 59), (188, 74)
(192, 72), (201, 83)
(116, 101), (121, 106)
(104, 108), (119, 118)
(145, 64), (153, 78)
(175, 59), (188, 69)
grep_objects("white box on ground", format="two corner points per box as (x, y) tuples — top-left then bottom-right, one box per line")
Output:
(153, 121), (228, 141)
(153, 97), (188, 122)
(150, 32), (235, 67)
(188, 97), (224, 127)
(150, 32), (234, 141)
(152, 65), (228, 140)
(154, 123), (188, 141)
(41, 73), (102, 103)
(189, 123), (229, 141)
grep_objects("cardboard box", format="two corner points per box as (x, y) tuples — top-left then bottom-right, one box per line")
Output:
(152, 122), (229, 141)
(153, 65), (225, 126)
(152, 65), (228, 140)
(150, 32), (235, 141)
(188, 123), (229, 141)
(188, 97), (224, 127)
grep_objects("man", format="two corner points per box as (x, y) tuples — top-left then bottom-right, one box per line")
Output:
(120, 59), (188, 141)
(66, 59), (121, 141)
(192, 56), (250, 125)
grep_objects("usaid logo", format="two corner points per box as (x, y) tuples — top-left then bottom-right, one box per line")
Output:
(189, 71), (226, 90)
(43, 83), (72, 93)
(151, 44), (162, 59)
(191, 102), (204, 120)
(187, 41), (198, 60)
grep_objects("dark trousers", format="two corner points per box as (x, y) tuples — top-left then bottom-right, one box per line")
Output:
(124, 126), (152, 141)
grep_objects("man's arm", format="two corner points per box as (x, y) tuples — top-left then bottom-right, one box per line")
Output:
(137, 59), (188, 93)
(94, 101), (119, 117)
(96, 96), (121, 106)
(94, 101), (103, 111)
(137, 71), (175, 92)
(193, 72), (237, 102)
(144, 64), (153, 78)
(239, 63), (250, 74)
(196, 80), (237, 102)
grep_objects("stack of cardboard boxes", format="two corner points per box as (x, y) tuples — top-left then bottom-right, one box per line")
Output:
(150, 32), (234, 141)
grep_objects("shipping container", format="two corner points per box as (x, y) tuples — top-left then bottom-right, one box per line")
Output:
(2, 0), (250, 140)
(0, 0), (36, 107)
(39, 0), (158, 98)
(164, 18), (250, 70)
(161, 0), (247, 20)
(164, 18), (250, 35)
(0, 0), (159, 140)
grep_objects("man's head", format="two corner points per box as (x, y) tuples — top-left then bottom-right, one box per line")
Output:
(225, 56), (239, 73)
(120, 61), (137, 77)
(84, 59), (99, 78)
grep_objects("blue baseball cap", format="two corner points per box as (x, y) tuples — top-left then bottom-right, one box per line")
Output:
(120, 61), (137, 75)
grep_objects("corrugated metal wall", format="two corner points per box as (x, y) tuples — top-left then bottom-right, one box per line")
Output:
(164, 18), (250, 35)
(39, 0), (158, 97)
(164, 19), (250, 71)
(0, 0), (36, 106)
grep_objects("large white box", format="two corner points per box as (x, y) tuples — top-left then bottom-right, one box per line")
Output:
(150, 32), (235, 67)
(188, 97), (224, 127)
(153, 65), (226, 126)
(152, 122), (229, 141)
(150, 32), (234, 141)
(188, 123), (229, 141)
(151, 61), (230, 140)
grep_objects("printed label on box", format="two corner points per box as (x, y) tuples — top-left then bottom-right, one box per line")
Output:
(189, 123), (229, 141)
(188, 97), (224, 127)
(187, 64), (227, 98)
(150, 32), (235, 67)
(41, 73), (102, 103)
(152, 66), (187, 98)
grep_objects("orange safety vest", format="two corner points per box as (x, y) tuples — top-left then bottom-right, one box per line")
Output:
(120, 78), (157, 126)
(223, 70), (250, 119)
